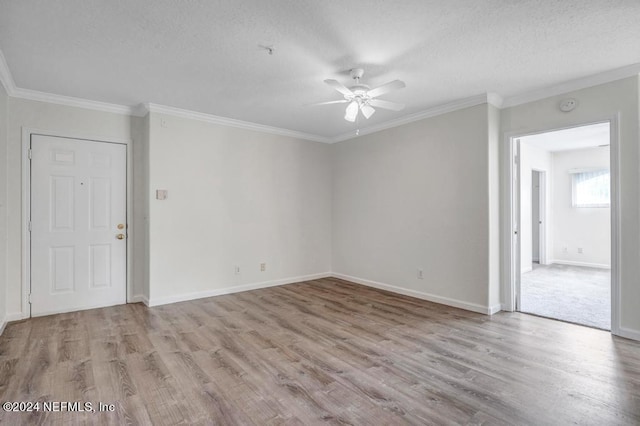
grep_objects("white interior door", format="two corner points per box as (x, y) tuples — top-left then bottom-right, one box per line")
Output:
(538, 171), (547, 265)
(513, 138), (522, 311)
(532, 171), (540, 262)
(31, 135), (127, 316)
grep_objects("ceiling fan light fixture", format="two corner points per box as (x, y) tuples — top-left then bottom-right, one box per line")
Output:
(344, 100), (358, 122)
(319, 68), (406, 123)
(361, 103), (375, 119)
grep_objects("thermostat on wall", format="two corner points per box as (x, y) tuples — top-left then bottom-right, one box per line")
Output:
(156, 189), (168, 200)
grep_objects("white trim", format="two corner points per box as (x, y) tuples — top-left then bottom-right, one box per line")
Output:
(503, 117), (622, 333)
(21, 131), (30, 320)
(487, 92), (504, 108)
(130, 295), (150, 306)
(22, 128), (133, 319)
(5, 312), (25, 322)
(31, 301), (130, 318)
(125, 139), (134, 304)
(501, 135), (519, 312)
(521, 265), (532, 274)
(501, 63), (640, 108)
(488, 304), (502, 315)
(330, 93), (499, 143)
(535, 170), (548, 265)
(0, 49), (139, 116)
(1, 39), (638, 145)
(332, 273), (497, 315)
(609, 115), (622, 337)
(0, 49), (17, 95)
(147, 272), (332, 307)
(142, 103), (331, 144)
(11, 88), (138, 116)
(129, 295), (144, 303)
(550, 260), (611, 269)
(617, 327), (640, 342)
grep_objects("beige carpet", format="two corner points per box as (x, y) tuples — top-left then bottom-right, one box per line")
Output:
(520, 263), (610, 330)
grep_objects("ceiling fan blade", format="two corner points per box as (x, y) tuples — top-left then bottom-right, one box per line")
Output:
(367, 80), (406, 98)
(361, 104), (375, 119)
(344, 100), (358, 122)
(308, 100), (349, 106)
(324, 79), (354, 96)
(369, 99), (405, 111)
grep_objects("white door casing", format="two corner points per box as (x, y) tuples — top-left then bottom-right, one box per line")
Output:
(505, 118), (621, 336)
(30, 135), (127, 316)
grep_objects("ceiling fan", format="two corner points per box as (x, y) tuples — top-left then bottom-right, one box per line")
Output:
(315, 68), (406, 122)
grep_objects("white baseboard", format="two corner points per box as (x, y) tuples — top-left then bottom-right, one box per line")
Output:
(5, 312), (26, 322)
(0, 312), (28, 336)
(147, 272), (332, 307)
(31, 300), (132, 318)
(499, 303), (512, 312)
(488, 304), (502, 315)
(521, 266), (533, 273)
(130, 294), (150, 306)
(551, 259), (611, 269)
(331, 273), (497, 315)
(616, 326), (640, 342)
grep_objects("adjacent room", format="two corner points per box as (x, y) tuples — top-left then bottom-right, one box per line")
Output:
(518, 123), (612, 330)
(1, 1), (639, 425)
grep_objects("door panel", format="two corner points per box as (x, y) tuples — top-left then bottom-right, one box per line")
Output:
(31, 135), (127, 316)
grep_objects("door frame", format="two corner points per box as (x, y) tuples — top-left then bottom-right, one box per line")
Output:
(502, 116), (621, 335)
(531, 169), (547, 265)
(21, 128), (133, 318)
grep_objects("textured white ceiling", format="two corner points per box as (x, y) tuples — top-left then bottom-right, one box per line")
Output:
(521, 122), (610, 152)
(1, 0), (639, 138)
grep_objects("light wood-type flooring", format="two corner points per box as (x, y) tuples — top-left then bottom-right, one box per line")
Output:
(1, 278), (639, 425)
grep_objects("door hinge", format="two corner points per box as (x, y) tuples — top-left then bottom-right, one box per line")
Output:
(28, 220), (32, 232)
(28, 293), (32, 304)
(28, 148), (32, 160)
(514, 155), (519, 165)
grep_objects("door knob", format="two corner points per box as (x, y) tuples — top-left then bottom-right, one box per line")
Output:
(116, 234), (125, 240)
(117, 223), (125, 229)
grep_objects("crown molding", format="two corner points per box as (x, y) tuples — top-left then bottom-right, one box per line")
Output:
(501, 63), (640, 108)
(11, 87), (140, 116)
(2, 43), (639, 142)
(142, 103), (332, 143)
(0, 48), (140, 116)
(330, 93), (498, 143)
(0, 49), (17, 95)
(486, 92), (504, 108)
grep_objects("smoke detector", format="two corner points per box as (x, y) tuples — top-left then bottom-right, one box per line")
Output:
(559, 98), (578, 112)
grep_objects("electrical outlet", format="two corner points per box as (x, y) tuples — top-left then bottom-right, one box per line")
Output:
(260, 263), (266, 272)
(234, 266), (241, 275)
(417, 269), (424, 280)
(577, 248), (583, 254)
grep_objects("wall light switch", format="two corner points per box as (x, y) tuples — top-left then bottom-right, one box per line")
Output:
(156, 189), (168, 200)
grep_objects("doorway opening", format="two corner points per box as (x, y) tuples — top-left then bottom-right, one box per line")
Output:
(515, 122), (613, 330)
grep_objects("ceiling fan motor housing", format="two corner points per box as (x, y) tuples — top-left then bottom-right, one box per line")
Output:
(350, 68), (365, 80)
(348, 85), (371, 99)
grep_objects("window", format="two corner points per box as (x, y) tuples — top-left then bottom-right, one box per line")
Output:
(571, 169), (610, 208)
